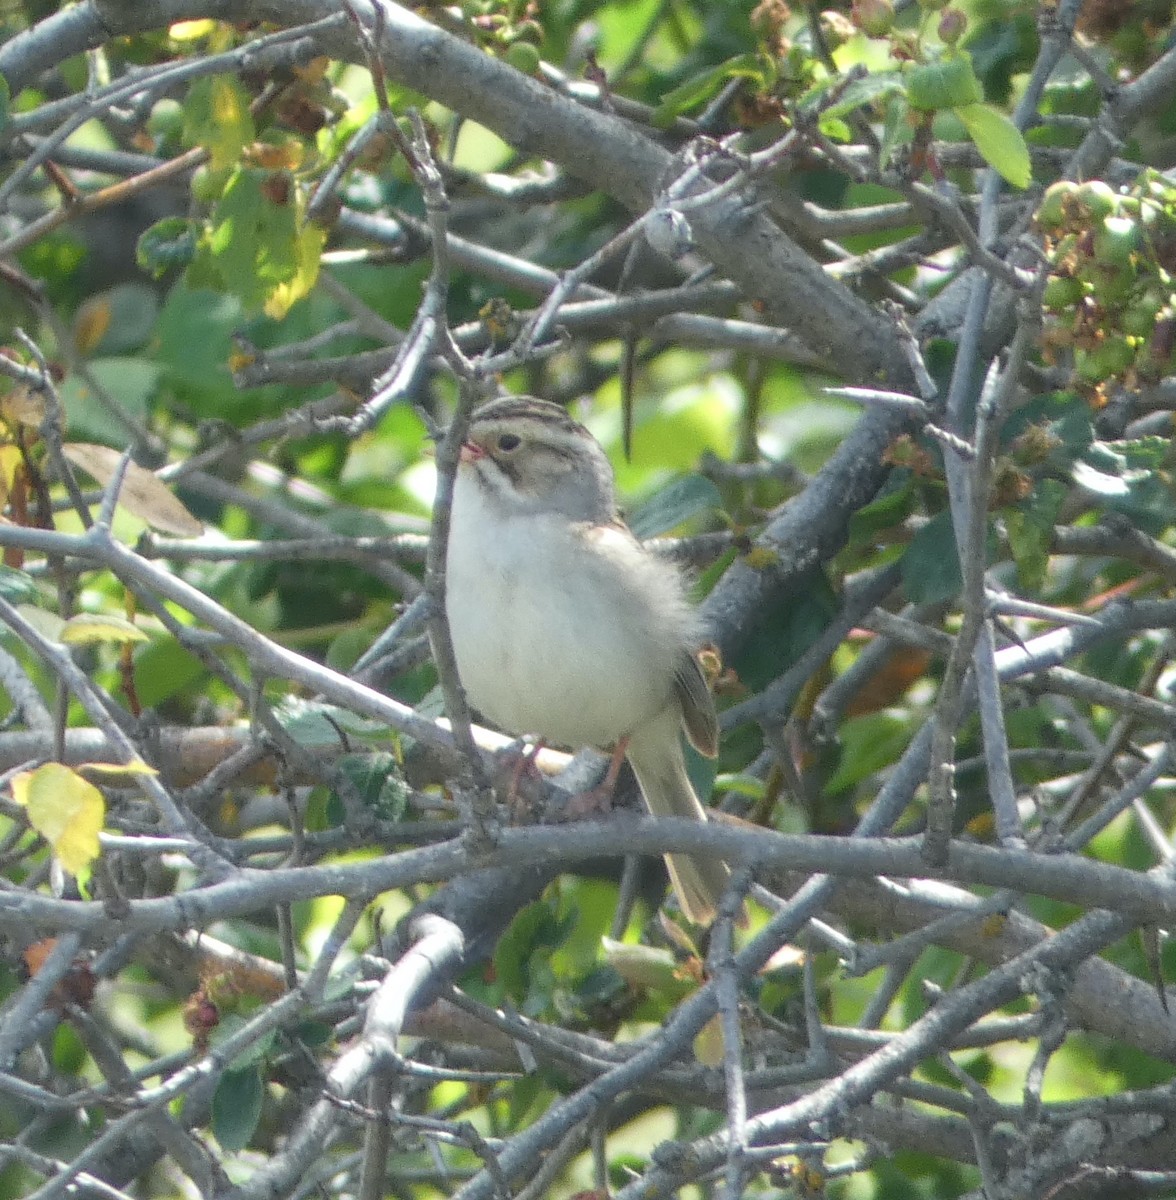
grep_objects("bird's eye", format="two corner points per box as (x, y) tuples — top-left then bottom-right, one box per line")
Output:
(496, 433), (521, 452)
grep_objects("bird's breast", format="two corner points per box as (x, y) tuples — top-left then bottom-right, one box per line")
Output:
(444, 498), (676, 747)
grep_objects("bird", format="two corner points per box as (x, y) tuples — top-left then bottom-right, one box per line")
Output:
(440, 395), (729, 924)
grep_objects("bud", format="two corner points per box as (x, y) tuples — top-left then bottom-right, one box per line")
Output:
(937, 8), (966, 43)
(851, 0), (894, 37)
(820, 10), (856, 49)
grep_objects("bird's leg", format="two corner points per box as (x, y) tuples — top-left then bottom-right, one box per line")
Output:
(564, 736), (629, 817)
(497, 737), (547, 820)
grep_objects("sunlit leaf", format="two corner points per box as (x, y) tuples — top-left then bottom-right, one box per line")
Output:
(183, 75), (254, 171)
(652, 54), (766, 126)
(805, 70), (904, 124)
(263, 219), (326, 319)
(16, 603), (65, 642)
(60, 613), (150, 646)
(11, 762), (105, 875)
(601, 937), (688, 994)
(906, 53), (983, 111)
(77, 760), (159, 779)
(953, 103), (1031, 187)
(693, 1012), (725, 1066)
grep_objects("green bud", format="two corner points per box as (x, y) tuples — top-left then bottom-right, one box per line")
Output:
(1036, 181), (1078, 232)
(1042, 275), (1084, 312)
(852, 0), (895, 37)
(504, 42), (541, 75)
(1093, 215), (1141, 271)
(1073, 180), (1117, 221)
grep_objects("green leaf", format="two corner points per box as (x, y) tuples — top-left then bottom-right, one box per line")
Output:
(820, 116), (853, 143)
(880, 94), (915, 171)
(906, 53), (983, 111)
(1112, 436), (1172, 470)
(78, 283), (160, 355)
(804, 71), (905, 124)
(849, 476), (916, 543)
(136, 217), (197, 278)
(626, 474), (722, 539)
(902, 510), (963, 604)
(183, 75), (254, 171)
(263, 218), (325, 319)
(296, 1020), (333, 1047)
(274, 698), (390, 746)
(827, 711), (910, 795)
(0, 565), (40, 605)
(1006, 478), (1065, 594)
(652, 55), (765, 127)
(601, 938), (692, 997)
(730, 569), (838, 694)
(59, 358), (161, 447)
(212, 1065), (264, 1153)
(195, 168), (307, 312)
(0, 74), (10, 138)
(953, 103), (1031, 187)
(131, 637), (206, 709)
(495, 901), (572, 1015)
(337, 752), (408, 821)
(210, 1016), (278, 1071)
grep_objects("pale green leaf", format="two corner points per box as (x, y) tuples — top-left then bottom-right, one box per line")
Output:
(954, 102), (1031, 188)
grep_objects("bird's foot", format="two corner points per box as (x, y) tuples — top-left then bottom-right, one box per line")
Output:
(563, 738), (629, 819)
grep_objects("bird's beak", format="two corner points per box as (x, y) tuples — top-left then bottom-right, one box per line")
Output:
(459, 440), (485, 464)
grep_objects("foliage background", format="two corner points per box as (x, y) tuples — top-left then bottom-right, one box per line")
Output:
(1, 0), (1176, 1197)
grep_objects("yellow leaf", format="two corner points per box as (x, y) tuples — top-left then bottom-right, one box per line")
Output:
(743, 546), (781, 570)
(0, 444), (23, 506)
(11, 762), (105, 875)
(245, 139), (305, 171)
(169, 19), (218, 40)
(73, 295), (113, 355)
(601, 937), (683, 993)
(292, 56), (330, 84)
(60, 613), (150, 646)
(1, 386), (46, 430)
(77, 760), (158, 779)
(693, 1012), (725, 1067)
(263, 220), (325, 320)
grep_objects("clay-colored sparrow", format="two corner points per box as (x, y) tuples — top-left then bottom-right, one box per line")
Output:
(441, 396), (729, 924)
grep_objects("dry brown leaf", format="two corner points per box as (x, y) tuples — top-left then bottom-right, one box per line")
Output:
(62, 443), (203, 537)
